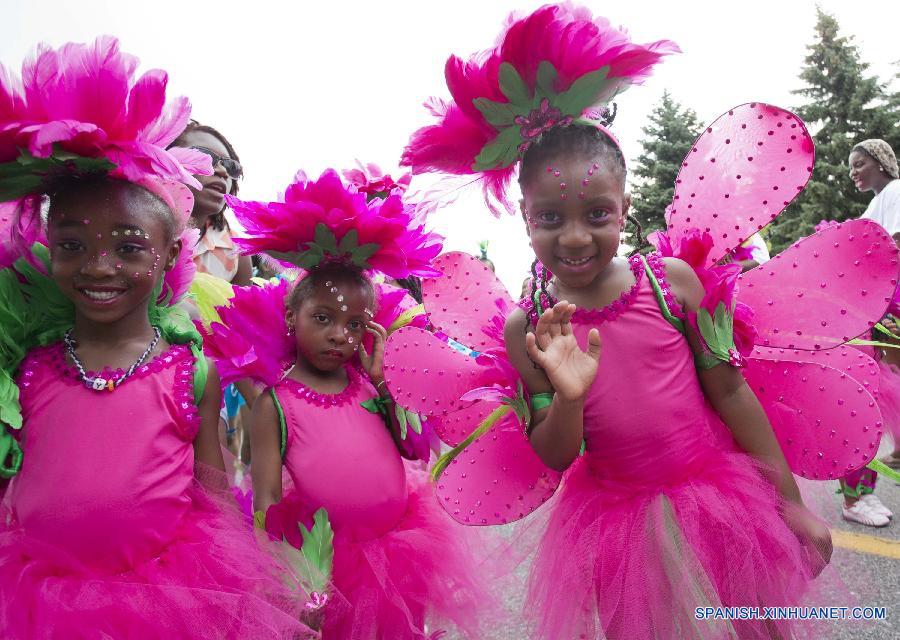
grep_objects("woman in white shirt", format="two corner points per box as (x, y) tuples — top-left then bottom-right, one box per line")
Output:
(839, 139), (900, 526)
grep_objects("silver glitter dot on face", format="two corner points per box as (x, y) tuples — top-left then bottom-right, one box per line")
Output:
(111, 231), (119, 236)
(100, 251), (108, 257)
(330, 287), (338, 294)
(337, 294), (344, 302)
(115, 263), (123, 270)
(348, 336), (355, 344)
(124, 229), (132, 236)
(82, 219), (90, 225)
(341, 305), (348, 312)
(325, 281), (333, 287)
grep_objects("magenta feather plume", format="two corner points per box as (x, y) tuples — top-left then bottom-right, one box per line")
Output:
(158, 228), (198, 305)
(0, 36), (210, 192)
(342, 161), (411, 200)
(226, 169), (443, 279)
(402, 3), (678, 215)
(0, 198), (46, 271)
(199, 279), (295, 387)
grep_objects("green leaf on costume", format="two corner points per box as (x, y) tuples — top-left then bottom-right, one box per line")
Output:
(552, 66), (611, 116)
(473, 98), (519, 127)
(297, 508), (334, 594)
(498, 62), (531, 106)
(294, 246), (325, 269)
(695, 302), (738, 365)
(313, 223), (339, 255)
(473, 125), (523, 172)
(0, 151), (115, 201)
(395, 403), (409, 440)
(253, 510), (266, 530)
(535, 61), (558, 99)
(407, 410), (422, 435)
(337, 229), (359, 255)
(349, 242), (379, 268)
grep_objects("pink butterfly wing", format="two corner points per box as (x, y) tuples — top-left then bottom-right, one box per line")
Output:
(434, 411), (562, 525)
(740, 219), (898, 349)
(667, 103), (814, 265)
(745, 346), (883, 480)
(422, 251), (514, 351)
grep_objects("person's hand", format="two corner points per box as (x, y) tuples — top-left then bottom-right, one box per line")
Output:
(525, 301), (601, 402)
(784, 504), (833, 577)
(359, 321), (388, 389)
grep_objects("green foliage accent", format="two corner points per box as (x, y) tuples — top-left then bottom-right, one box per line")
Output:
(0, 150), (115, 201)
(552, 66), (610, 116)
(767, 9), (900, 253)
(498, 62), (530, 106)
(0, 425), (23, 479)
(253, 510), (266, 530)
(695, 302), (737, 365)
(630, 91), (700, 245)
(535, 61), (558, 99)
(295, 508), (334, 594)
(473, 98), (520, 127)
(473, 126), (523, 172)
(296, 223), (380, 270)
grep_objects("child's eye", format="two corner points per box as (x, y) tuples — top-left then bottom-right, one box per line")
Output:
(532, 211), (561, 227)
(313, 313), (329, 324)
(56, 240), (83, 252)
(348, 320), (364, 331)
(117, 243), (146, 255)
(587, 209), (610, 222)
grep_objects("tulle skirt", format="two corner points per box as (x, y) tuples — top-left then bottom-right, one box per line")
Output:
(0, 470), (318, 640)
(876, 360), (900, 448)
(526, 451), (828, 640)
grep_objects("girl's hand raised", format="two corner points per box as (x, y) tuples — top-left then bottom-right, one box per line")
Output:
(359, 321), (388, 390)
(525, 301), (601, 402)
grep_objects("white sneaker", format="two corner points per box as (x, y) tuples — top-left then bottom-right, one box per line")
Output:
(842, 500), (890, 527)
(860, 494), (893, 519)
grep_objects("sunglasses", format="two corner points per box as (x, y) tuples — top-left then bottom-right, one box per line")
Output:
(191, 146), (243, 180)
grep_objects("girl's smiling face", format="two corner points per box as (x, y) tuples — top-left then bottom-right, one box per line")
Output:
(47, 180), (180, 326)
(521, 154), (630, 289)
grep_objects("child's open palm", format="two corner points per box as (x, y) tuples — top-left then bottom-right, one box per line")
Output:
(526, 301), (601, 401)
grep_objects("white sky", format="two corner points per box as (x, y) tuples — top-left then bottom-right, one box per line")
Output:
(3, 0), (898, 293)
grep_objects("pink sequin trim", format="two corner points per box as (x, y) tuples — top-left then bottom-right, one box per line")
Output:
(279, 366), (363, 407)
(19, 342), (201, 440)
(643, 251), (685, 319)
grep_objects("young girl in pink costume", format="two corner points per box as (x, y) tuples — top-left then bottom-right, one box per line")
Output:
(0, 38), (317, 639)
(207, 169), (488, 639)
(399, 5), (898, 638)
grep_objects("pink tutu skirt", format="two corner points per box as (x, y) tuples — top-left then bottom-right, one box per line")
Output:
(526, 450), (826, 640)
(269, 472), (489, 639)
(0, 475), (318, 640)
(876, 360), (900, 447)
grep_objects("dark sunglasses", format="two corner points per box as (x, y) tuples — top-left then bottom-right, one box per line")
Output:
(191, 146), (243, 180)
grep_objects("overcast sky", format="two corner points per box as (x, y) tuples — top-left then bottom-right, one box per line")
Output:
(3, 0), (898, 292)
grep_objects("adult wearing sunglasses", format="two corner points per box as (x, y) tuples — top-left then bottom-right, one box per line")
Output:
(172, 120), (252, 286)
(171, 121), (256, 465)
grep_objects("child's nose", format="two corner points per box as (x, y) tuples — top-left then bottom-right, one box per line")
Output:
(80, 250), (118, 277)
(558, 221), (593, 247)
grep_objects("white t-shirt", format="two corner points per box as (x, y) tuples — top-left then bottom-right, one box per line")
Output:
(743, 233), (770, 265)
(861, 179), (900, 236)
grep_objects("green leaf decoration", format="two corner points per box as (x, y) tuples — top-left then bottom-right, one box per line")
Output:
(473, 125), (523, 172)
(552, 66), (611, 116)
(695, 302), (738, 365)
(535, 61), (558, 100)
(407, 410), (423, 435)
(498, 62), (531, 106)
(0, 425), (23, 479)
(0, 152), (115, 201)
(348, 242), (379, 268)
(431, 405), (512, 481)
(337, 229), (359, 255)
(313, 223), (339, 255)
(298, 508), (334, 594)
(290, 246), (325, 270)
(253, 510), (266, 530)
(395, 403), (409, 440)
(473, 98), (519, 127)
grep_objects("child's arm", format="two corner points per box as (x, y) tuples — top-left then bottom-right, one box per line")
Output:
(665, 258), (832, 565)
(359, 321), (415, 459)
(249, 391), (284, 516)
(504, 302), (601, 471)
(193, 357), (226, 473)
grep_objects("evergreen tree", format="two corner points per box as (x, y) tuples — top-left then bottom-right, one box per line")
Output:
(768, 8), (900, 252)
(628, 90), (700, 245)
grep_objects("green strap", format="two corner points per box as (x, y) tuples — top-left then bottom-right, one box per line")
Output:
(867, 459), (900, 483)
(0, 426), (23, 479)
(190, 344), (208, 406)
(530, 392), (554, 412)
(270, 388), (288, 460)
(640, 255), (685, 334)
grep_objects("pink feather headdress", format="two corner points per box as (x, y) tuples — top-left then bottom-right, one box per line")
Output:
(226, 169), (443, 279)
(342, 161), (411, 202)
(402, 3), (678, 215)
(0, 36), (210, 229)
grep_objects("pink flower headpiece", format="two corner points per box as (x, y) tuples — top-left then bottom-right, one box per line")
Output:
(226, 169), (443, 279)
(402, 3), (678, 215)
(342, 161), (411, 202)
(0, 36), (211, 228)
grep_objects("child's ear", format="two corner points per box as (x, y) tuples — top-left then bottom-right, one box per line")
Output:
(164, 238), (183, 271)
(285, 307), (296, 329)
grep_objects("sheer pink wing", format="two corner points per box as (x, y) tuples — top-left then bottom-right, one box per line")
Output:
(740, 219), (897, 349)
(744, 346), (883, 480)
(422, 251), (514, 351)
(666, 103), (814, 265)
